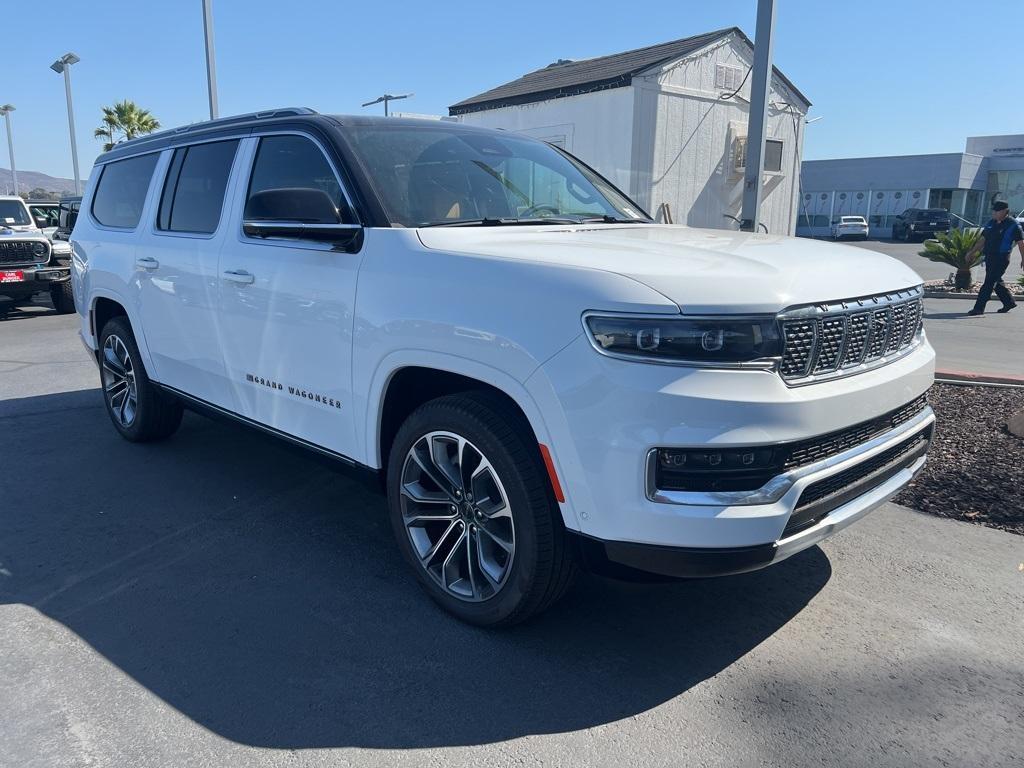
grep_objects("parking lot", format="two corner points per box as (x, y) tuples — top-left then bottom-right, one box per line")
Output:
(1, 299), (1021, 767)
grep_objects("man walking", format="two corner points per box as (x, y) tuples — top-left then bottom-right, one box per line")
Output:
(967, 201), (1023, 316)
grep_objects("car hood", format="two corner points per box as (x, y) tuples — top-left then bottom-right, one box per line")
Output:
(417, 224), (923, 313)
(0, 224), (45, 239)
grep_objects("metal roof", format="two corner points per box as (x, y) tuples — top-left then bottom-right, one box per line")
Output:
(449, 27), (809, 115)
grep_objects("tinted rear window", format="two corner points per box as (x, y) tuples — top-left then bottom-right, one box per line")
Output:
(158, 140), (239, 234)
(92, 153), (159, 228)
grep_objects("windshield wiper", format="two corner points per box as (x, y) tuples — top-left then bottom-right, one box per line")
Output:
(419, 216), (584, 227)
(578, 214), (653, 224)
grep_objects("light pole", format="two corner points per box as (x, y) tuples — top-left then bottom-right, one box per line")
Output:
(0, 105), (17, 197)
(361, 93), (413, 117)
(50, 52), (82, 195)
(739, 0), (776, 233)
(202, 0), (219, 120)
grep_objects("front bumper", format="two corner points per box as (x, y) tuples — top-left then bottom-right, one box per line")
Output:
(0, 264), (71, 296)
(577, 414), (930, 578)
(529, 332), (935, 550)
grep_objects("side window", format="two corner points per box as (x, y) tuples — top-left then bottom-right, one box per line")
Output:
(91, 153), (159, 228)
(243, 135), (354, 224)
(157, 139), (239, 234)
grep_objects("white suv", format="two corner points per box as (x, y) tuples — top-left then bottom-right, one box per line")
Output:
(72, 109), (935, 626)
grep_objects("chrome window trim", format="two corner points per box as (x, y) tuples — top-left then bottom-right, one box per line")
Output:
(778, 286), (925, 387)
(580, 310), (782, 371)
(645, 405), (935, 507)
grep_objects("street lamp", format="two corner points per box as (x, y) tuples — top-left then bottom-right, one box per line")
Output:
(0, 105), (17, 197)
(50, 52), (82, 195)
(361, 93), (413, 117)
(202, 0), (219, 120)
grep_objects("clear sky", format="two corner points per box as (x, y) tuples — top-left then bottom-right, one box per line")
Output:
(3, 0), (1018, 180)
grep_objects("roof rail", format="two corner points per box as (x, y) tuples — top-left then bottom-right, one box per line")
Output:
(110, 107), (318, 151)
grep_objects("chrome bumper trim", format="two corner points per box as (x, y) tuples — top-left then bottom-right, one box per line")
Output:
(645, 405), (935, 507)
(772, 453), (927, 563)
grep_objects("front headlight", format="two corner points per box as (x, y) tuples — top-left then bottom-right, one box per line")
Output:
(585, 314), (781, 365)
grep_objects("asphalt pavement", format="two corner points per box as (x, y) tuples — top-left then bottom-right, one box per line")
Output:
(2, 302), (1023, 767)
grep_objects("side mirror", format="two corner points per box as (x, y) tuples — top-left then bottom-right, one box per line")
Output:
(242, 187), (361, 249)
(34, 216), (48, 229)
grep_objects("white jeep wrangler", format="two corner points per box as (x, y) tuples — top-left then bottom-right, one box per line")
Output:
(72, 109), (935, 626)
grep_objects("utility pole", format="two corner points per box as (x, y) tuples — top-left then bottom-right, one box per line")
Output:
(739, 0), (776, 233)
(0, 105), (17, 197)
(202, 0), (219, 120)
(50, 53), (82, 195)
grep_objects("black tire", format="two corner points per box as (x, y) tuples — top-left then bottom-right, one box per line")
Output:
(98, 316), (183, 442)
(50, 281), (75, 314)
(386, 391), (577, 627)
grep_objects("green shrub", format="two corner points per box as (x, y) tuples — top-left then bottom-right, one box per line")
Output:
(919, 229), (983, 290)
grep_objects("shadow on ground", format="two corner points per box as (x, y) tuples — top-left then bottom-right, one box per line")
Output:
(0, 390), (831, 749)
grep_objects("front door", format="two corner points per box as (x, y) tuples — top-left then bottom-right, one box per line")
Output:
(216, 133), (363, 458)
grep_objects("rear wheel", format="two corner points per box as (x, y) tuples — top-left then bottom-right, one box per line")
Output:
(386, 392), (576, 627)
(98, 317), (183, 442)
(50, 281), (75, 314)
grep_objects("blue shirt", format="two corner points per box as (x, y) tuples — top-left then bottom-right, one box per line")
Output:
(981, 216), (1024, 257)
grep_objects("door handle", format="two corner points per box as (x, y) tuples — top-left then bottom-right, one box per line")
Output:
(222, 269), (255, 285)
(136, 256), (159, 270)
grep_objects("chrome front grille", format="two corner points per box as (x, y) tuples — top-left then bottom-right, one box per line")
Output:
(779, 287), (924, 384)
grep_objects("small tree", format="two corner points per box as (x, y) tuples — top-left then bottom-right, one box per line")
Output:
(93, 100), (160, 152)
(919, 228), (983, 290)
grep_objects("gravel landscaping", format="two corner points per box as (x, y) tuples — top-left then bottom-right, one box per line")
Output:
(924, 278), (1024, 297)
(895, 382), (1024, 535)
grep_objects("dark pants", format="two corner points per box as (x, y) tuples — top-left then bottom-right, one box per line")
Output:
(972, 253), (1016, 312)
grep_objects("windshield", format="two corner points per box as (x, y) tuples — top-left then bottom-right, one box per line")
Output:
(345, 125), (648, 227)
(0, 199), (31, 226)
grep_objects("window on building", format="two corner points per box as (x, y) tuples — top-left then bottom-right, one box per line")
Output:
(91, 153), (159, 229)
(158, 139), (240, 234)
(733, 137), (784, 173)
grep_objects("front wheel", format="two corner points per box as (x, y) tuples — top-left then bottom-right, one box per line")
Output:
(386, 392), (576, 627)
(98, 317), (183, 442)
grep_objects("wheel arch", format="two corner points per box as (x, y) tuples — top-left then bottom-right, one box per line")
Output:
(371, 358), (549, 471)
(88, 290), (156, 372)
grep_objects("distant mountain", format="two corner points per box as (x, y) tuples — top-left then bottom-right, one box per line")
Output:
(0, 167), (82, 197)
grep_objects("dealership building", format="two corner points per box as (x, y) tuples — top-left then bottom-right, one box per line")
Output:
(798, 134), (1024, 238)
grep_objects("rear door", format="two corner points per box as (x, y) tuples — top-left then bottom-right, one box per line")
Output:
(216, 132), (364, 458)
(134, 137), (243, 408)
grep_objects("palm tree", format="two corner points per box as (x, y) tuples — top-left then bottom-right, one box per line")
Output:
(93, 100), (161, 152)
(919, 228), (984, 290)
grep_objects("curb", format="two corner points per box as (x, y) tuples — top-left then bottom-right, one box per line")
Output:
(935, 369), (1024, 387)
(924, 291), (1024, 300)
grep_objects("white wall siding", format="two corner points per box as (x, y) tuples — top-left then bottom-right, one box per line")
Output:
(458, 88), (636, 194)
(634, 34), (806, 235)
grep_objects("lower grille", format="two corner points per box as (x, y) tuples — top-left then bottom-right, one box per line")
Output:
(652, 392), (930, 493)
(784, 426), (931, 536)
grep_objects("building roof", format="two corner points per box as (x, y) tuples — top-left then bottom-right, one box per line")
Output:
(449, 27), (810, 115)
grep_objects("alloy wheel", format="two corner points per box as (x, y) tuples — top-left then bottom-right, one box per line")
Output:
(101, 334), (138, 427)
(399, 431), (516, 602)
